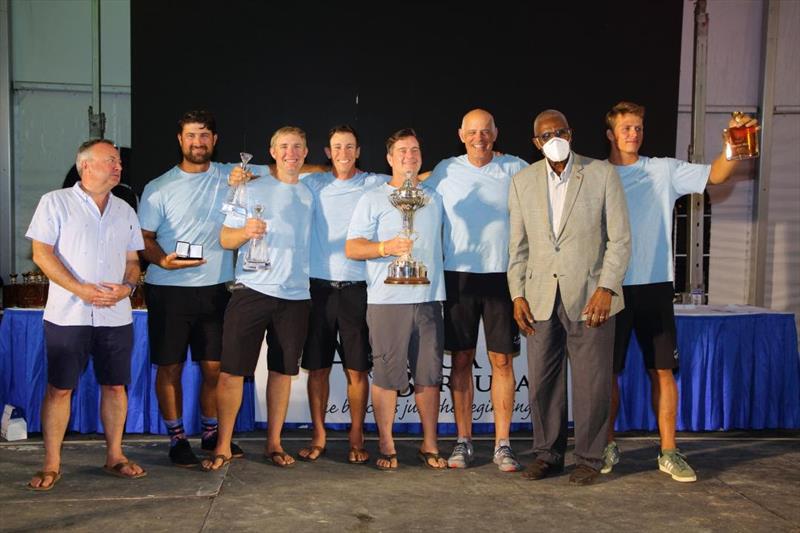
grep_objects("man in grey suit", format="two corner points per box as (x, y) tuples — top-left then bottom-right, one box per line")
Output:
(508, 109), (631, 485)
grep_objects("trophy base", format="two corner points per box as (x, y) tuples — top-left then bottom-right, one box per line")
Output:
(385, 276), (430, 285)
(384, 259), (429, 285)
(242, 260), (271, 272)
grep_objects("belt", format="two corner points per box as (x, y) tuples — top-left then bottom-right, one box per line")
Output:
(310, 278), (367, 290)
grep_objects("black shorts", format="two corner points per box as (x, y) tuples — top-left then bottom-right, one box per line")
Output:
(44, 321), (133, 389)
(613, 282), (679, 374)
(301, 278), (371, 372)
(443, 271), (520, 355)
(145, 283), (230, 366)
(221, 288), (311, 377)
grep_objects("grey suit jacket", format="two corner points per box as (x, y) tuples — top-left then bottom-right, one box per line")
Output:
(507, 152), (631, 322)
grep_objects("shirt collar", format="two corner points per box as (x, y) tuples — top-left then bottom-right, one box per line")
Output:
(545, 153), (573, 183)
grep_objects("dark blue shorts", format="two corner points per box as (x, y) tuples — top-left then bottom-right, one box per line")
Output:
(44, 321), (133, 389)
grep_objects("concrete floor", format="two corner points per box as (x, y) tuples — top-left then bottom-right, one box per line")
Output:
(0, 430), (798, 533)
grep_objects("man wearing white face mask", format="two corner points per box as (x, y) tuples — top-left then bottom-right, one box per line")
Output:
(508, 109), (631, 485)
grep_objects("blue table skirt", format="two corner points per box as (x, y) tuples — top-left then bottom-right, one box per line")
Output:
(1, 308), (798, 435)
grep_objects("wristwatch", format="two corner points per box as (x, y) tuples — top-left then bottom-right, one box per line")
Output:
(123, 281), (137, 297)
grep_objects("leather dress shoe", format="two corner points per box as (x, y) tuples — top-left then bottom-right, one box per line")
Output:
(522, 459), (564, 480)
(569, 464), (600, 485)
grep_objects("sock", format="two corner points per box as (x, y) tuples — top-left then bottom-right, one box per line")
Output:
(495, 438), (511, 452)
(164, 418), (186, 447)
(201, 416), (218, 441)
(457, 436), (471, 444)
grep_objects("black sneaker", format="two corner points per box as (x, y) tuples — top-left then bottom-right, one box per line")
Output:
(201, 433), (245, 458)
(169, 439), (200, 467)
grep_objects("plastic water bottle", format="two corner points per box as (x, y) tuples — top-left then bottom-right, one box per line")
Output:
(690, 287), (704, 306)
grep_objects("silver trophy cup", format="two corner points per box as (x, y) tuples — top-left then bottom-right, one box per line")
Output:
(385, 173), (430, 285)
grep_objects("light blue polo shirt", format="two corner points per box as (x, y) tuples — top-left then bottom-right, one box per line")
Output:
(26, 183), (144, 327)
(426, 154), (527, 272)
(346, 182), (445, 304)
(612, 156), (709, 285)
(224, 172), (313, 301)
(138, 162), (236, 287)
(302, 171), (388, 281)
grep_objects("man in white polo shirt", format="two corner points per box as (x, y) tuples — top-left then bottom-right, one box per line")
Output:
(26, 139), (145, 490)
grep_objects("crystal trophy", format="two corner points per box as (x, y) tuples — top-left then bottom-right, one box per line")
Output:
(385, 172), (430, 285)
(222, 152), (252, 216)
(723, 112), (760, 161)
(242, 203), (270, 271)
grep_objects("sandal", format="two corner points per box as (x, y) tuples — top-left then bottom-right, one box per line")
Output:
(103, 461), (147, 479)
(264, 451), (295, 468)
(27, 470), (62, 491)
(417, 450), (447, 470)
(376, 453), (398, 471)
(201, 454), (232, 472)
(348, 447), (369, 465)
(297, 445), (326, 462)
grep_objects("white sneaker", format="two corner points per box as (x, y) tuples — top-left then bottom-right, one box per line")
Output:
(447, 440), (474, 469)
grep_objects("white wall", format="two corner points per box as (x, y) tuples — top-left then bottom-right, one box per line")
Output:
(677, 0), (800, 323)
(10, 0), (130, 273)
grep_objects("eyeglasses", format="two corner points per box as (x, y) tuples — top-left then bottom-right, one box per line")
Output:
(535, 128), (572, 142)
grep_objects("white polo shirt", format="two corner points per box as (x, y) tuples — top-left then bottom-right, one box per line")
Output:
(25, 182), (145, 327)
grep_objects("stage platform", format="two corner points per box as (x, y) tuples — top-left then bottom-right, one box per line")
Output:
(1, 430), (798, 532)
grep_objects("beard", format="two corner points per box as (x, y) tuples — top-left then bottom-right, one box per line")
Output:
(183, 146), (213, 164)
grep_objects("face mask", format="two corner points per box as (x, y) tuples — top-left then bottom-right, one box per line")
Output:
(541, 137), (571, 162)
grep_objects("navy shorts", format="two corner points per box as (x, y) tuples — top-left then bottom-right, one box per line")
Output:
(145, 283), (230, 366)
(443, 271), (520, 355)
(301, 278), (371, 372)
(44, 321), (133, 389)
(613, 282), (679, 373)
(221, 288), (311, 377)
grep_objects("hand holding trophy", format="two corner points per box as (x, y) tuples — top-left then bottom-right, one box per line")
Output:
(222, 151), (253, 216)
(385, 171), (430, 285)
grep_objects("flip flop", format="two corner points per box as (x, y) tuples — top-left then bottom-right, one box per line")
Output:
(103, 461), (147, 479)
(376, 453), (398, 471)
(27, 470), (61, 491)
(297, 445), (326, 462)
(348, 447), (370, 465)
(264, 451), (295, 468)
(417, 450), (447, 470)
(201, 454), (232, 472)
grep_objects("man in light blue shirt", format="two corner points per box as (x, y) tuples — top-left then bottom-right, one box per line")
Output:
(603, 101), (758, 482)
(426, 108), (527, 472)
(26, 139), (145, 489)
(296, 125), (387, 465)
(138, 110), (243, 467)
(346, 128), (447, 470)
(204, 126), (313, 470)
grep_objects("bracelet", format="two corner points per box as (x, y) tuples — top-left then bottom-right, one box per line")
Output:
(378, 241), (386, 257)
(123, 281), (137, 297)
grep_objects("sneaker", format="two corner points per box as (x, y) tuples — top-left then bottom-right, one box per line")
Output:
(201, 433), (245, 458)
(658, 448), (697, 482)
(169, 438), (200, 467)
(493, 445), (522, 472)
(600, 441), (620, 474)
(447, 440), (474, 469)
